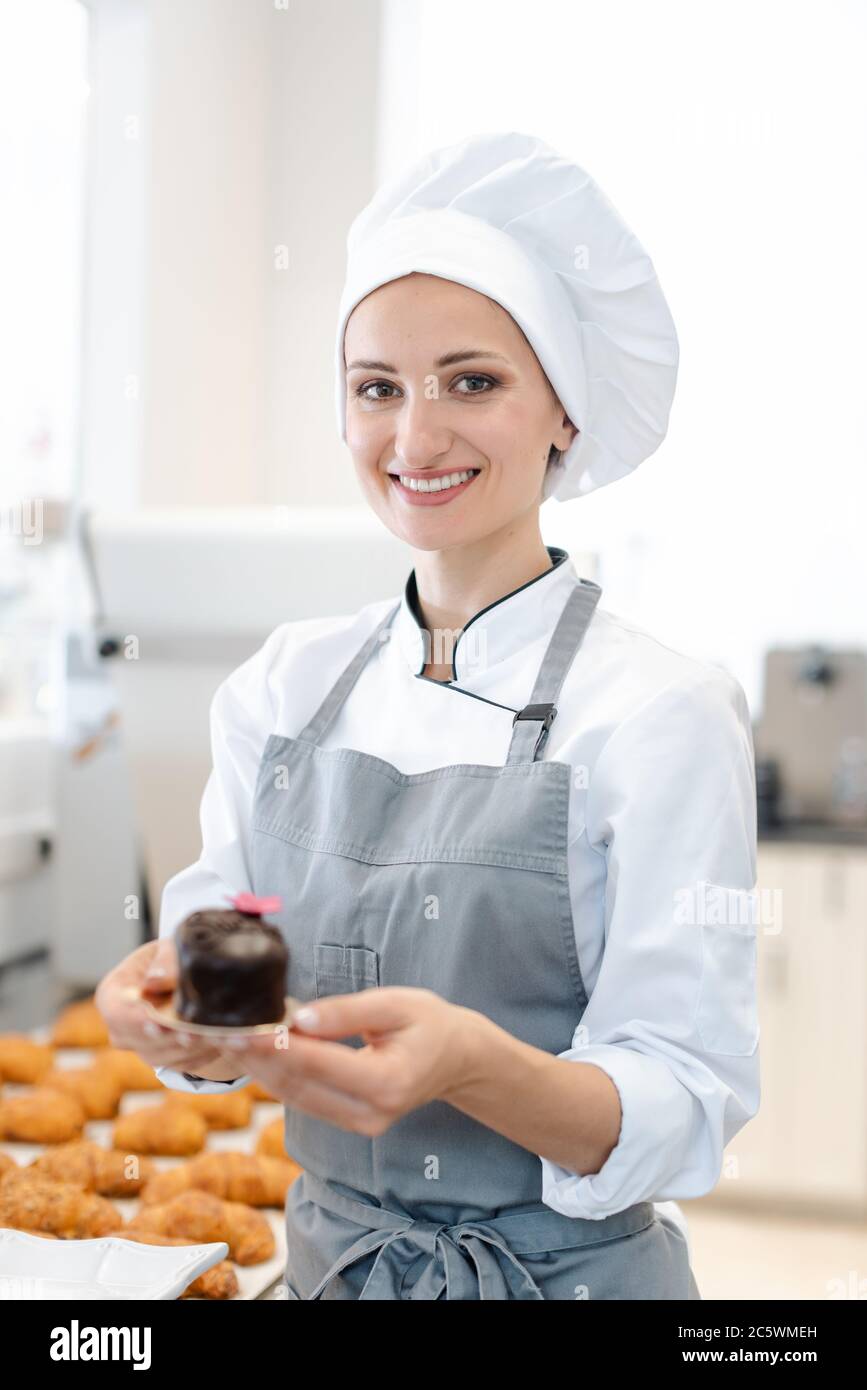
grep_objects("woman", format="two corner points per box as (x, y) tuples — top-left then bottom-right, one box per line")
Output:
(97, 132), (760, 1301)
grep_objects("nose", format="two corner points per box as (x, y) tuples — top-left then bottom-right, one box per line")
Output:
(392, 389), (453, 471)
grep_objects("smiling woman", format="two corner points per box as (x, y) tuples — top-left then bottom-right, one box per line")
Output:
(96, 131), (757, 1303)
(344, 273), (577, 550)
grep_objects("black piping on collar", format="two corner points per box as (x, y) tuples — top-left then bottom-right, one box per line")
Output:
(405, 545), (570, 682)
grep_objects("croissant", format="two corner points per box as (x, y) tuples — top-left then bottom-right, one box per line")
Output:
(0, 1088), (85, 1144)
(110, 1229), (239, 1298)
(51, 999), (110, 1049)
(41, 1065), (124, 1120)
(112, 1103), (207, 1156)
(0, 1035), (54, 1084)
(93, 1048), (163, 1093)
(140, 1151), (301, 1208)
(131, 1189), (275, 1265)
(255, 1117), (285, 1158)
(0, 1168), (120, 1238)
(29, 1139), (155, 1196)
(243, 1081), (276, 1103)
(165, 1089), (253, 1130)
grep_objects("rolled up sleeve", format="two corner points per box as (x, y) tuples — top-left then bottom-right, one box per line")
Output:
(540, 669), (761, 1219)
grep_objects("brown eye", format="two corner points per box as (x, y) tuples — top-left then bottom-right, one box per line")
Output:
(355, 380), (400, 401)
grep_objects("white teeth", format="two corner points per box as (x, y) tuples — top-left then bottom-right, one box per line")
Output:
(396, 469), (479, 492)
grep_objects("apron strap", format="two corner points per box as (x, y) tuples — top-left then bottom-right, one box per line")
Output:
(297, 601), (401, 745)
(298, 576), (600, 762)
(505, 578), (602, 766)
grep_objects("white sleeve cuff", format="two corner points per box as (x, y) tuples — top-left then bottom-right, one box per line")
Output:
(539, 1046), (697, 1220)
(155, 1066), (252, 1094)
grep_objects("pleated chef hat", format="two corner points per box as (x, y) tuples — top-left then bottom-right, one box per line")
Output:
(335, 131), (679, 503)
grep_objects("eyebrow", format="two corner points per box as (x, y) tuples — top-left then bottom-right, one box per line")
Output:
(345, 348), (511, 373)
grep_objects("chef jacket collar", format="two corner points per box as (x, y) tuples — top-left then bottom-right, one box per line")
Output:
(394, 546), (578, 684)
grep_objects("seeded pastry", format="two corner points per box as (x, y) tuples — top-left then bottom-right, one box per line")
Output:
(0, 1168), (120, 1238)
(29, 1139), (156, 1197)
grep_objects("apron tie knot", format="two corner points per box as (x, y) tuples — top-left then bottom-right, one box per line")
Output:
(292, 1174), (547, 1300)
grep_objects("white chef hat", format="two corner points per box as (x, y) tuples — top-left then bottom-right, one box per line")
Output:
(334, 131), (679, 503)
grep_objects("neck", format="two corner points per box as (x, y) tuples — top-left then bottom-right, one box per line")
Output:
(412, 510), (553, 649)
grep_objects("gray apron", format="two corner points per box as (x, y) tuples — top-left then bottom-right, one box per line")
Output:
(251, 575), (701, 1300)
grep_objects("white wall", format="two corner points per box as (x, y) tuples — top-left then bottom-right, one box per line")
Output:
(81, 0), (383, 511)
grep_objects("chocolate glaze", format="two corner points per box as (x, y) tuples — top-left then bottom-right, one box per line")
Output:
(175, 909), (288, 1026)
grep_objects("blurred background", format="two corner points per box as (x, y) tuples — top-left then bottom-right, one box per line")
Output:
(1, 0), (866, 1300)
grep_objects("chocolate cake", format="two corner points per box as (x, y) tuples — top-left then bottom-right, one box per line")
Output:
(175, 895), (288, 1027)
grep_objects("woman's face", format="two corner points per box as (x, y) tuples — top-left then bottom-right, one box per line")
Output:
(343, 272), (577, 551)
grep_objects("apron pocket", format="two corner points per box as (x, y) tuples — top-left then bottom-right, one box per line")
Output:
(694, 881), (759, 1056)
(314, 943), (380, 999)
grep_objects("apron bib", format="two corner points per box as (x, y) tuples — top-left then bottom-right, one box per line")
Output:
(250, 576), (701, 1300)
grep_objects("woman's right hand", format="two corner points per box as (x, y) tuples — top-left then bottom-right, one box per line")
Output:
(94, 938), (231, 1076)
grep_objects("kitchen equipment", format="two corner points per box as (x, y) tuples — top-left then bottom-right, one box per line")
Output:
(754, 646), (867, 827)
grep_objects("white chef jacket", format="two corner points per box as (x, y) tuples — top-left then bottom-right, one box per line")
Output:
(155, 547), (760, 1223)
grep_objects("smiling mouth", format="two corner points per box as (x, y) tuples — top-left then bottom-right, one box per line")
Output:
(388, 468), (481, 500)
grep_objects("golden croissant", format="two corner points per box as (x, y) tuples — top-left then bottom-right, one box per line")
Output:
(50, 998), (110, 1049)
(93, 1048), (163, 1093)
(243, 1081), (276, 1103)
(0, 1035), (54, 1084)
(41, 1065), (124, 1120)
(0, 1088), (86, 1144)
(165, 1089), (253, 1130)
(130, 1189), (274, 1265)
(140, 1151), (301, 1207)
(112, 1103), (207, 1156)
(255, 1117), (286, 1159)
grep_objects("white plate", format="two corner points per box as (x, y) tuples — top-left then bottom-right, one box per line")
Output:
(0, 1228), (229, 1300)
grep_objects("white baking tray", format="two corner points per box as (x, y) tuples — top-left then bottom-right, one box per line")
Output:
(0, 1045), (289, 1301)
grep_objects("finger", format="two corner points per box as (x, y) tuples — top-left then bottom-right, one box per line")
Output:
(224, 1050), (382, 1129)
(98, 947), (163, 1024)
(218, 1029), (389, 1106)
(137, 1024), (219, 1070)
(291, 989), (413, 1041)
(154, 1047), (220, 1075)
(142, 938), (178, 995)
(283, 1076), (383, 1130)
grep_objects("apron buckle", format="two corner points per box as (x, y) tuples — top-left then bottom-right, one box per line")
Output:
(512, 703), (558, 757)
(512, 702), (557, 730)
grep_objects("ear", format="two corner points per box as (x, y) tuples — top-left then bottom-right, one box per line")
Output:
(555, 416), (579, 452)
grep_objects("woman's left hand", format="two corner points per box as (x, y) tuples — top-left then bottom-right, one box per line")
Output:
(211, 988), (483, 1135)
